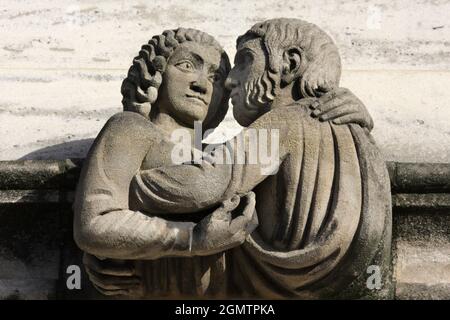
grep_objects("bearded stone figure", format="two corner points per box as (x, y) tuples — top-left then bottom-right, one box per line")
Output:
(74, 19), (392, 299)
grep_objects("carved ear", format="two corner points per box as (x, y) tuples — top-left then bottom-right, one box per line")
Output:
(280, 47), (303, 85)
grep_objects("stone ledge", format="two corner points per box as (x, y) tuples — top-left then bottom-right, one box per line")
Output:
(0, 159), (449, 299)
(392, 194), (450, 210)
(0, 190), (74, 204)
(0, 160), (448, 192)
(387, 162), (450, 193)
(1, 160), (449, 209)
(2, 190), (450, 211)
(0, 159), (82, 190)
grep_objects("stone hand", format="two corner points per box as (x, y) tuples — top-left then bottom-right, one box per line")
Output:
(310, 87), (374, 131)
(83, 252), (143, 296)
(191, 192), (258, 256)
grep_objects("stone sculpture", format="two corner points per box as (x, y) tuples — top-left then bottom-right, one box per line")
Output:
(74, 19), (392, 299)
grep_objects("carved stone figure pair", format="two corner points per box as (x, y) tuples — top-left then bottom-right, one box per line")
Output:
(73, 18), (392, 299)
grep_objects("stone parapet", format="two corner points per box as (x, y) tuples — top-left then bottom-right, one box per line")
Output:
(0, 160), (449, 299)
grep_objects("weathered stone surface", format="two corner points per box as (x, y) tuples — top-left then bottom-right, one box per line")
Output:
(0, 190), (74, 204)
(2, 159), (449, 193)
(389, 162), (450, 193)
(1, 1), (449, 70)
(0, 1), (449, 162)
(0, 279), (57, 300)
(0, 204), (63, 300)
(0, 160), (447, 299)
(0, 1), (448, 300)
(71, 19), (392, 299)
(0, 159), (81, 190)
(392, 194), (450, 210)
(393, 210), (450, 299)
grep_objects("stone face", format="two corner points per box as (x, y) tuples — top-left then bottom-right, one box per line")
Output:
(73, 19), (393, 299)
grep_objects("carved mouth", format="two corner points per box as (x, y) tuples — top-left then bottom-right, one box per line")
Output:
(186, 94), (207, 105)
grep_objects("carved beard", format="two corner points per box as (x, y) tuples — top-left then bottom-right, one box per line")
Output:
(243, 70), (276, 112)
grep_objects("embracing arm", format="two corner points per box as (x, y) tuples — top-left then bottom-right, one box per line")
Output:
(310, 87), (374, 131)
(132, 87), (371, 214)
(73, 112), (195, 260)
(133, 107), (293, 211)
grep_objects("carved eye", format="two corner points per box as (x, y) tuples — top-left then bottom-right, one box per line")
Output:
(175, 61), (195, 72)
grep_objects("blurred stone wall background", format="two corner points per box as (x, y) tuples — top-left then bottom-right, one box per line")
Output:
(0, 0), (449, 162)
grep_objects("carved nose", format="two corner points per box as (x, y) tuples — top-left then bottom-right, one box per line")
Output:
(191, 76), (207, 95)
(225, 75), (238, 91)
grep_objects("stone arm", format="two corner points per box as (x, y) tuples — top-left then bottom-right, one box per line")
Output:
(73, 112), (196, 260)
(132, 87), (373, 212)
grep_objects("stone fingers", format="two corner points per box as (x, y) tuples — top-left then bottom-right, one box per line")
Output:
(318, 103), (359, 121)
(85, 266), (142, 291)
(83, 253), (135, 277)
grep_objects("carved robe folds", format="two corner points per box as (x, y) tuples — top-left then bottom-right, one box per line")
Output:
(131, 105), (393, 299)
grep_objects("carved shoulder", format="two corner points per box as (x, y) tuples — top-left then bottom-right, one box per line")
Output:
(100, 111), (159, 143)
(88, 112), (163, 162)
(77, 112), (163, 204)
(248, 104), (309, 132)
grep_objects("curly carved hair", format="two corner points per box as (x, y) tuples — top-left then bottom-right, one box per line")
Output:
(121, 28), (231, 130)
(237, 18), (342, 99)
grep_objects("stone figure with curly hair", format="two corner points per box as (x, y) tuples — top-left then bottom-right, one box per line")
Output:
(74, 20), (384, 299)
(74, 28), (260, 298)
